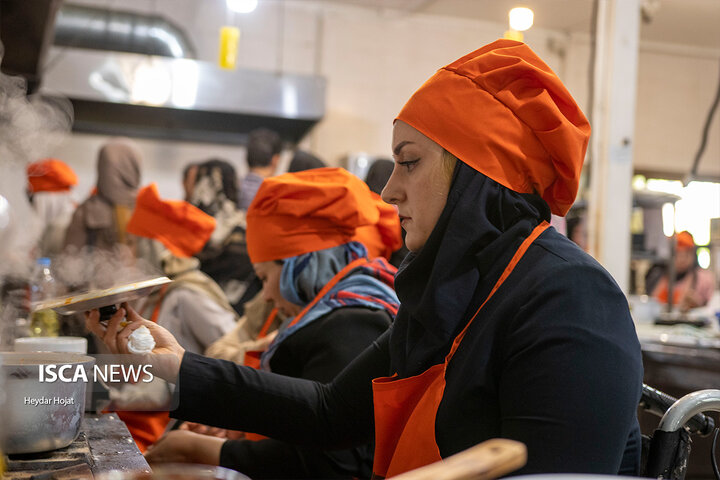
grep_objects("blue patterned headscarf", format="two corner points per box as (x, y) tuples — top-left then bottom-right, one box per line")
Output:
(260, 241), (399, 370)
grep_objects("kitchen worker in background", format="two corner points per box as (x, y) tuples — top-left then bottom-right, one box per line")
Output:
(64, 138), (142, 253)
(287, 149), (326, 172)
(650, 231), (716, 310)
(189, 158), (260, 316)
(203, 153), (400, 365)
(566, 214), (588, 252)
(283, 149), (404, 264)
(140, 168), (399, 479)
(238, 128), (281, 211)
(364, 158), (394, 195)
(129, 184), (238, 354)
(90, 40), (643, 476)
(109, 184), (236, 453)
(182, 162), (199, 202)
(26, 158), (78, 257)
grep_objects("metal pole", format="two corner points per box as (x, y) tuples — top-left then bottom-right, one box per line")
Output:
(666, 233), (676, 312)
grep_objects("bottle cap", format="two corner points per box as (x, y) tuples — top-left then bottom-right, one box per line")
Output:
(37, 257), (51, 267)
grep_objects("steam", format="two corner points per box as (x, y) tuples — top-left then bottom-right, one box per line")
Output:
(0, 42), (74, 280)
(53, 244), (163, 294)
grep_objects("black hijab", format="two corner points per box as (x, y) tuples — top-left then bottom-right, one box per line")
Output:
(389, 161), (551, 377)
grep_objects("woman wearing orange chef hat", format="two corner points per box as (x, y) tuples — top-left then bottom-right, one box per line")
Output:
(108, 184), (237, 453)
(127, 184), (238, 354)
(90, 168), (399, 478)
(26, 158), (78, 257)
(650, 231), (716, 311)
(89, 40), (643, 476)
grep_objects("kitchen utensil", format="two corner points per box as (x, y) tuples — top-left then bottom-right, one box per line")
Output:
(32, 277), (172, 317)
(14, 336), (88, 353)
(96, 464), (249, 479)
(390, 438), (526, 480)
(0, 352), (95, 454)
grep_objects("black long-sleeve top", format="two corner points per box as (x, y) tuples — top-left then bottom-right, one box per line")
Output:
(216, 307), (391, 479)
(174, 229), (643, 476)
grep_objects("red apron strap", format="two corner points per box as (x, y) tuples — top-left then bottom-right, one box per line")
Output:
(149, 284), (170, 324)
(445, 221), (549, 362)
(285, 257), (369, 329)
(257, 308), (279, 339)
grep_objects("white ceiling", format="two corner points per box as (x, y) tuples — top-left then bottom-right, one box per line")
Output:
(325, 0), (720, 49)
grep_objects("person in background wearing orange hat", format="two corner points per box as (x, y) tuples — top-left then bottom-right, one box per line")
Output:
(650, 231), (716, 311)
(94, 168), (399, 479)
(128, 184), (238, 354)
(202, 152), (401, 366)
(27, 158), (78, 257)
(110, 184), (238, 454)
(89, 40), (643, 476)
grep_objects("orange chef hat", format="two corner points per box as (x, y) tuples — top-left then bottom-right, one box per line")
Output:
(396, 39), (591, 216)
(27, 158), (78, 193)
(246, 167), (380, 263)
(676, 231), (695, 251)
(353, 192), (402, 260)
(126, 183), (216, 258)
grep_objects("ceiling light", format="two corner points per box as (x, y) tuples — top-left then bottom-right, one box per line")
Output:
(226, 0), (258, 14)
(509, 7), (534, 32)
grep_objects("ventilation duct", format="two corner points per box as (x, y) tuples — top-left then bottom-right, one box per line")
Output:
(3, 2), (325, 143)
(54, 4), (196, 59)
(40, 48), (326, 144)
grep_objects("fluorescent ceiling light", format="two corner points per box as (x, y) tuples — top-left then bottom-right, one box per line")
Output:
(227, 0), (258, 14)
(509, 7), (534, 32)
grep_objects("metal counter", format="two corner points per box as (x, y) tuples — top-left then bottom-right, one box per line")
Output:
(4, 413), (150, 479)
(640, 341), (720, 479)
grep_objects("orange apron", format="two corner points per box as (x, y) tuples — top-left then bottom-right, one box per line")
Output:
(243, 257), (369, 442)
(371, 221), (549, 479)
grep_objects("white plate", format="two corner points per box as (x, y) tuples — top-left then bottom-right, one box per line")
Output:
(32, 276), (172, 315)
(14, 336), (88, 353)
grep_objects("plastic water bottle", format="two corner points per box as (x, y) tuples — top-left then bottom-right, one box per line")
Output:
(30, 257), (59, 337)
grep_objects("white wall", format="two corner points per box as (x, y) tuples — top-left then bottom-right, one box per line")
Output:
(51, 0), (720, 204)
(634, 43), (720, 178)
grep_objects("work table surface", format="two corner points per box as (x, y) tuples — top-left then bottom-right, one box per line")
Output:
(4, 413), (150, 479)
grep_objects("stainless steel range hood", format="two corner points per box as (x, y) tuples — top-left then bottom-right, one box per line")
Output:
(40, 48), (326, 144)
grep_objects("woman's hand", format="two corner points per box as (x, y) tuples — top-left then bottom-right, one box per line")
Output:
(145, 430), (224, 465)
(179, 422), (246, 440)
(681, 288), (704, 312)
(85, 302), (185, 380)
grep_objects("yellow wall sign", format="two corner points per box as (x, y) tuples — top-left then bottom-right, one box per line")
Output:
(219, 26), (241, 70)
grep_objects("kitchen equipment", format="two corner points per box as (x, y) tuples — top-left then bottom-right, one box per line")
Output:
(390, 439), (526, 480)
(14, 336), (88, 353)
(13, 336), (93, 411)
(5, 413), (150, 478)
(0, 352), (95, 454)
(32, 277), (172, 319)
(512, 476), (639, 479)
(97, 464), (249, 479)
